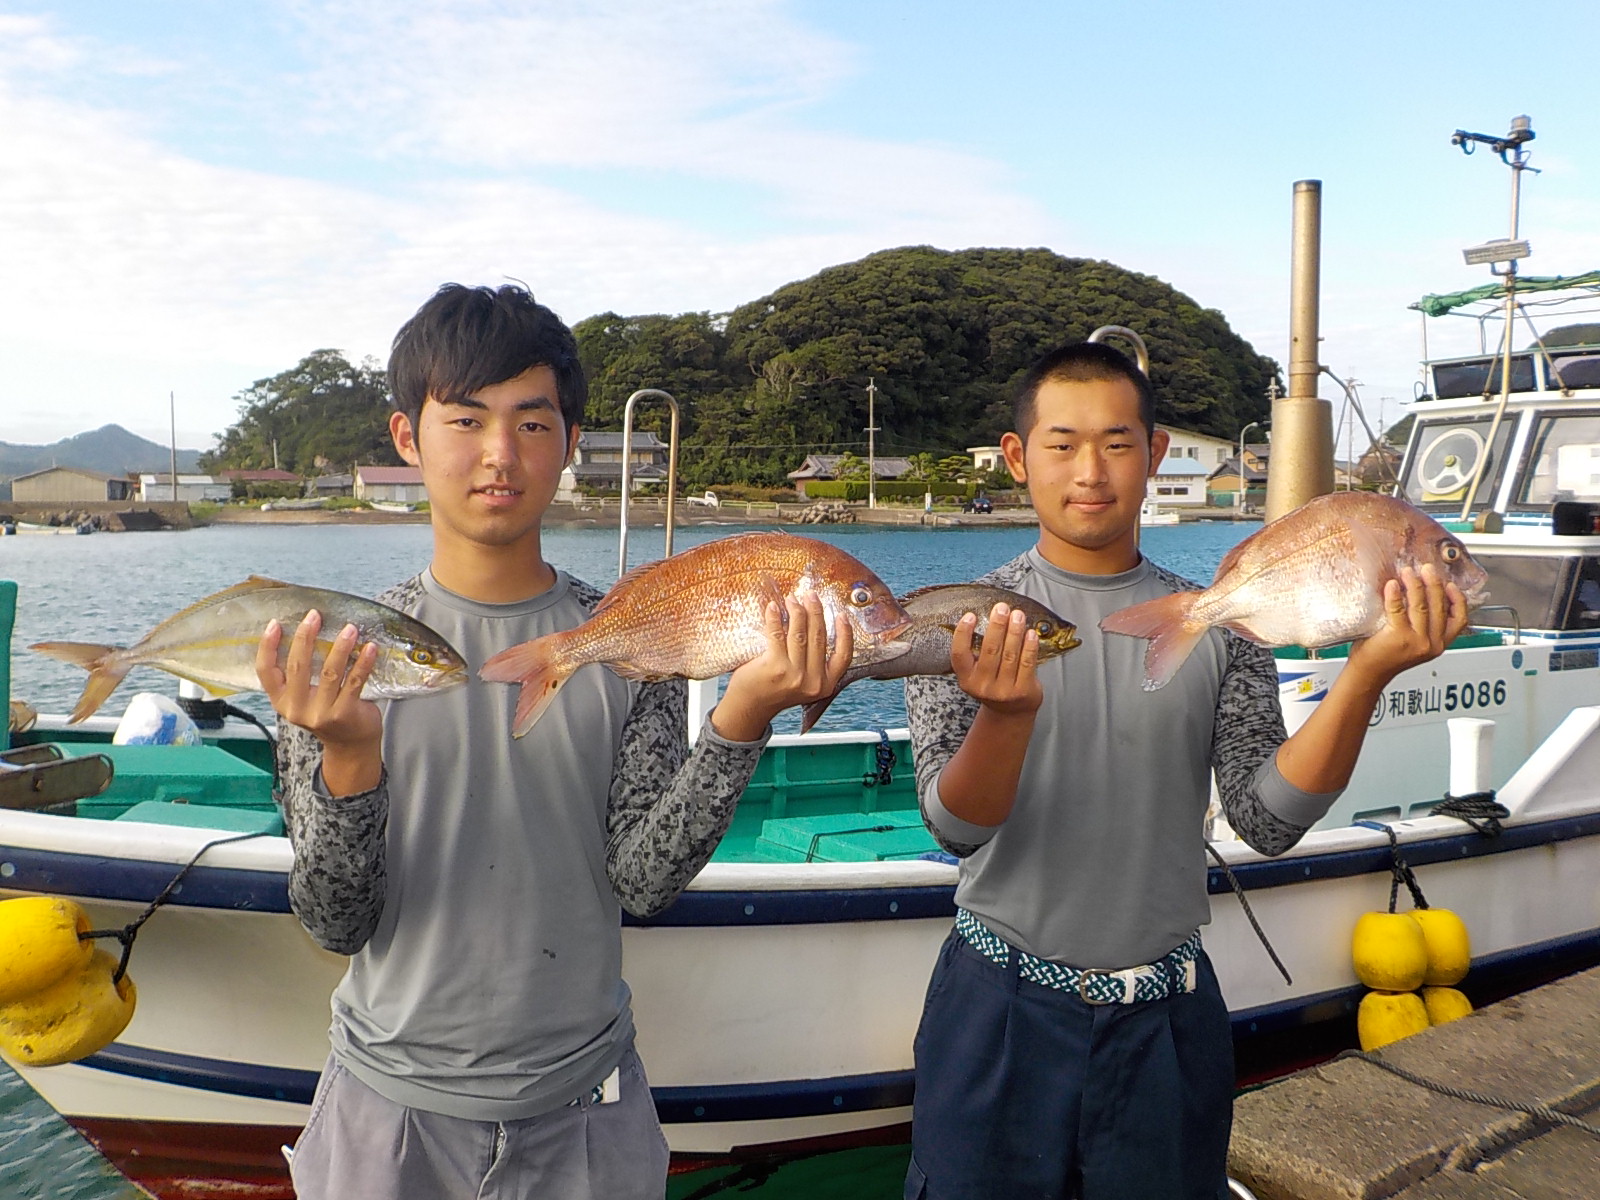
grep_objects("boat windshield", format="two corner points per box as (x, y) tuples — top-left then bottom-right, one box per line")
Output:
(1474, 552), (1600, 632)
(1547, 349), (1600, 391)
(1514, 410), (1600, 510)
(1431, 354), (1537, 400)
(1399, 416), (1516, 510)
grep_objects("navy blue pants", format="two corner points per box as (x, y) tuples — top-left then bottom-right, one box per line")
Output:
(904, 931), (1234, 1200)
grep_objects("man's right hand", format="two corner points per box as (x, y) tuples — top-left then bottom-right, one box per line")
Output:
(256, 610), (384, 796)
(950, 602), (1043, 717)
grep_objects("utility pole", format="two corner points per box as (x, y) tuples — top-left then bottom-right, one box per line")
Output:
(865, 377), (880, 509)
(169, 392), (178, 502)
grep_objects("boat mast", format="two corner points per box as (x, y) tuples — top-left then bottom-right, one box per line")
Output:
(1451, 115), (1535, 524)
(1266, 180), (1336, 522)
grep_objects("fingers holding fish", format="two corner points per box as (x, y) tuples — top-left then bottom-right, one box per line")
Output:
(1347, 564), (1466, 687)
(261, 610), (385, 757)
(715, 593), (853, 742)
(951, 603), (1042, 716)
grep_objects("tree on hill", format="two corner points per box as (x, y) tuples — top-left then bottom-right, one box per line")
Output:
(200, 350), (398, 475)
(200, 249), (1279, 492)
(573, 246), (1280, 489)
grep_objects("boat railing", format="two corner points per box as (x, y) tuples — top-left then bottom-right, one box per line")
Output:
(1472, 605), (1522, 644)
(1086, 325), (1150, 376)
(615, 389), (721, 736)
(617, 389), (681, 578)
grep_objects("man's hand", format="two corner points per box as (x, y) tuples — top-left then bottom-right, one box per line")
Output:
(256, 610), (384, 796)
(712, 592), (854, 742)
(950, 602), (1042, 717)
(1345, 564), (1470, 689)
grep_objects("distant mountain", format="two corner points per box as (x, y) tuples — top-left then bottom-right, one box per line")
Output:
(0, 425), (204, 480)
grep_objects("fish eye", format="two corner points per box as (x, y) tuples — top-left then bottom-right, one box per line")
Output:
(409, 647), (435, 665)
(1441, 543), (1461, 562)
(849, 583), (873, 606)
(1035, 620), (1054, 637)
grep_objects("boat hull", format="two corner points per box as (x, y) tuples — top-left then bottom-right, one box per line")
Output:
(6, 786), (1600, 1195)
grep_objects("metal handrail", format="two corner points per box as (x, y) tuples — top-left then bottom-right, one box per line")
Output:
(1087, 325), (1150, 376)
(618, 389), (681, 578)
(1471, 604), (1522, 645)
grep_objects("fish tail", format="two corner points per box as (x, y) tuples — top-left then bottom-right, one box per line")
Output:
(28, 642), (130, 723)
(479, 636), (576, 738)
(1098, 594), (1207, 691)
(799, 690), (841, 735)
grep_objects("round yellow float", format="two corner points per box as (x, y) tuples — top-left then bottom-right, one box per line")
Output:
(1421, 985), (1473, 1026)
(1410, 908), (1471, 986)
(0, 896), (95, 1005)
(1351, 911), (1428, 993)
(1357, 989), (1430, 1051)
(0, 948), (138, 1066)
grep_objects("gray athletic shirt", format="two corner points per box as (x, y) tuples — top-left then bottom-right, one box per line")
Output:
(274, 569), (768, 1121)
(906, 549), (1340, 970)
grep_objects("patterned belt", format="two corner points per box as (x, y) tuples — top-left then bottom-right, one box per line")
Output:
(955, 908), (1201, 1005)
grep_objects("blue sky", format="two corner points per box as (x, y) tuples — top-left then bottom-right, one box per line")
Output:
(3, 1), (1596, 452)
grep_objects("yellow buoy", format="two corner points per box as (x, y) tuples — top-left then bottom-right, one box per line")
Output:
(1421, 985), (1473, 1026)
(1351, 911), (1428, 992)
(1410, 908), (1471, 986)
(1357, 989), (1430, 1051)
(0, 896), (95, 1005)
(0, 948), (137, 1066)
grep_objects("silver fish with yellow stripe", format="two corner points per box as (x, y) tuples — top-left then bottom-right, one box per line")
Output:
(31, 576), (468, 723)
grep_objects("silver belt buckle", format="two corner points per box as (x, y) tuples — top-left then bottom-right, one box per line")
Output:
(1076, 968), (1117, 1005)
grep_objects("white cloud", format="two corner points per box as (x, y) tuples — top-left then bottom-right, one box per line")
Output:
(0, 3), (1069, 447)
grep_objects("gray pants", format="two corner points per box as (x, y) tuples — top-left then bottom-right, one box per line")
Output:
(289, 1046), (669, 1200)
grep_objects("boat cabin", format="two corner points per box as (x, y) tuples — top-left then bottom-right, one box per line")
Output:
(1396, 333), (1600, 639)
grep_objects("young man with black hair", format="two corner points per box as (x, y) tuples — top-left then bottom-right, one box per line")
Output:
(257, 283), (852, 1200)
(902, 341), (1469, 1198)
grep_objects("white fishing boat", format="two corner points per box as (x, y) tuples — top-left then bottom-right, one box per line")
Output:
(1139, 498), (1180, 525)
(4, 116), (1600, 1198)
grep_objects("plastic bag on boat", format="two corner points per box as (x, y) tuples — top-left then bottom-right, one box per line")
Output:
(113, 693), (202, 746)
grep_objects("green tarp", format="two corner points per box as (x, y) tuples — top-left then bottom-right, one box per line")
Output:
(1412, 272), (1600, 317)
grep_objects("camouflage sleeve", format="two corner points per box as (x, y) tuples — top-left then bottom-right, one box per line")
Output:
(904, 672), (985, 857)
(1211, 633), (1308, 857)
(272, 721), (388, 955)
(604, 679), (769, 919)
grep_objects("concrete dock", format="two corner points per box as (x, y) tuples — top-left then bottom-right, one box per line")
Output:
(1229, 965), (1600, 1198)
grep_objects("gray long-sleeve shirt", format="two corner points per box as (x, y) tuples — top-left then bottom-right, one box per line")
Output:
(274, 569), (767, 1121)
(906, 549), (1340, 970)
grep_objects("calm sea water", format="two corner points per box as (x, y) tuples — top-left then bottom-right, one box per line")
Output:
(1, 519), (1255, 735)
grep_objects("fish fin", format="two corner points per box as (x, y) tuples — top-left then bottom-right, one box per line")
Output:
(30, 642), (130, 724)
(1099, 592), (1205, 691)
(592, 559), (675, 618)
(122, 576), (296, 648)
(799, 690), (841, 734)
(158, 666), (246, 698)
(605, 663), (678, 683)
(479, 636), (577, 737)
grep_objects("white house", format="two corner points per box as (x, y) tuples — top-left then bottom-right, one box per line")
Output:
(137, 474), (231, 503)
(966, 445), (1005, 473)
(1158, 425), (1236, 472)
(1147, 456), (1212, 507)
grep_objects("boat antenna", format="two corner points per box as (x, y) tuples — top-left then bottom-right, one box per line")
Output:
(1451, 115), (1536, 524)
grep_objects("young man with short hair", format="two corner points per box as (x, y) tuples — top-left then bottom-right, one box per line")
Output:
(257, 283), (851, 1200)
(902, 341), (1468, 1198)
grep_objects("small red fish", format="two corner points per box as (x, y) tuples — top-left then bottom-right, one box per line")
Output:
(1100, 492), (1489, 690)
(480, 532), (912, 736)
